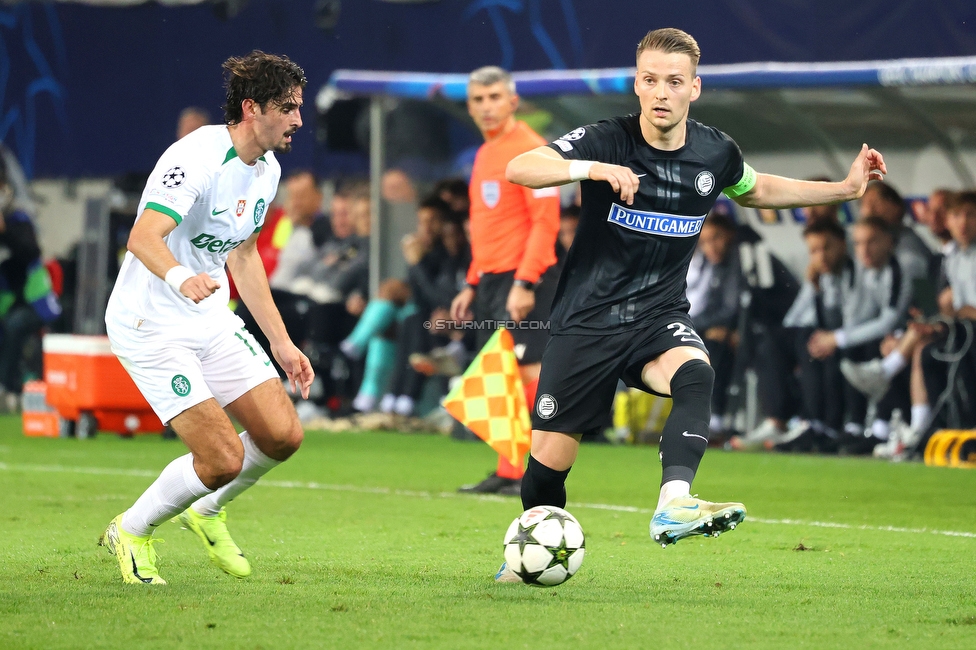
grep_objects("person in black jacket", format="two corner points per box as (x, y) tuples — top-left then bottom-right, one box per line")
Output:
(382, 201), (472, 416)
(0, 153), (60, 408)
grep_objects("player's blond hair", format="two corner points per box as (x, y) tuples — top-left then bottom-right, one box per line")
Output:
(636, 28), (701, 70)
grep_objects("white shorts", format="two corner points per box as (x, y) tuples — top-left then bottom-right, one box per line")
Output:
(106, 307), (280, 425)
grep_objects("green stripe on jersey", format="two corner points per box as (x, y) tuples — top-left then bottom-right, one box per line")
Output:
(146, 202), (183, 225)
(223, 146), (237, 165)
(723, 163), (758, 199)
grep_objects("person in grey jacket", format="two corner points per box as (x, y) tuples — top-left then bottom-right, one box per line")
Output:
(860, 180), (933, 282)
(793, 216), (911, 453)
(688, 213), (742, 434)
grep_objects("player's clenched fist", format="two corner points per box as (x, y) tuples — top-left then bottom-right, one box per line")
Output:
(588, 162), (642, 205)
(180, 273), (221, 303)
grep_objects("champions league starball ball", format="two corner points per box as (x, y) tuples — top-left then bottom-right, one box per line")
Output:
(502, 506), (585, 586)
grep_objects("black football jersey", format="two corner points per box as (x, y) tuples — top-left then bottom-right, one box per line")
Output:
(546, 114), (745, 334)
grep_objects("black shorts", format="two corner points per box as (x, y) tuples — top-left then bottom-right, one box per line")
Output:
(473, 265), (560, 364)
(531, 311), (707, 433)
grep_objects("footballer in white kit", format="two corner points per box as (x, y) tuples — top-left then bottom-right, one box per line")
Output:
(106, 125), (280, 423)
(99, 51), (314, 585)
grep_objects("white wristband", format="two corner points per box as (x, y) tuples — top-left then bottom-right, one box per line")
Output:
(164, 265), (195, 292)
(568, 160), (594, 182)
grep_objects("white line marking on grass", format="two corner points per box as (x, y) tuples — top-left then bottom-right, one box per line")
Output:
(3, 461), (975, 540)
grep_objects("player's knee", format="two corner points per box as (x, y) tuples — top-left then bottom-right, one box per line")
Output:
(670, 359), (714, 402)
(208, 448), (244, 487)
(264, 422), (304, 461)
(282, 424), (304, 457)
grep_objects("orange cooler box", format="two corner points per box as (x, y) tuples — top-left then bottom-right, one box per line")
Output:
(42, 334), (164, 437)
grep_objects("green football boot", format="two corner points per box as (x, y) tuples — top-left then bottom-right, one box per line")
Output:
(175, 508), (251, 578)
(99, 513), (166, 585)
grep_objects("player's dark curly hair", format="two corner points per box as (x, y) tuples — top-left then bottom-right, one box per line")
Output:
(222, 50), (307, 125)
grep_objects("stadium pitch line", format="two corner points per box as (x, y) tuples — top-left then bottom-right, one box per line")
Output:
(3, 461), (975, 540)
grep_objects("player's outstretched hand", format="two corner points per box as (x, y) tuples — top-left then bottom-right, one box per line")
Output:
(845, 144), (887, 199)
(180, 273), (221, 303)
(589, 162), (641, 205)
(273, 341), (315, 399)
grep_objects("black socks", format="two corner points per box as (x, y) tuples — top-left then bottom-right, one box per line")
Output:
(659, 359), (714, 485)
(520, 455), (571, 510)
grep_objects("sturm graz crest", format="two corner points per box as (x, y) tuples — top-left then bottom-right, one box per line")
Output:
(695, 170), (715, 196)
(161, 166), (186, 188)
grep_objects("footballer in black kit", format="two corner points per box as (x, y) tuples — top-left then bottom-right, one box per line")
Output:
(499, 27), (886, 566)
(535, 114), (747, 434)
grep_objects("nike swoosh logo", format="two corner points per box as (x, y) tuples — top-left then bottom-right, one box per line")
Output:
(264, 361), (272, 366)
(636, 173), (647, 177)
(201, 530), (217, 546)
(676, 504), (700, 510)
(212, 208), (229, 216)
(681, 431), (708, 442)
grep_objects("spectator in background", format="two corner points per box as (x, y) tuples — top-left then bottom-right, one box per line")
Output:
(176, 106), (210, 140)
(860, 180), (933, 280)
(434, 178), (470, 215)
(778, 220), (851, 452)
(385, 201), (472, 415)
(556, 205), (580, 261)
(237, 170), (327, 372)
(0, 154), (60, 410)
(268, 170), (327, 291)
(917, 188), (953, 254)
(790, 217), (909, 454)
(283, 180), (370, 343)
(843, 191), (976, 454)
(339, 194), (450, 413)
(687, 213), (741, 436)
(381, 169), (417, 205)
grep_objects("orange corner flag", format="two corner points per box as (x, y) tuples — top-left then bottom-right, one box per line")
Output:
(442, 328), (531, 468)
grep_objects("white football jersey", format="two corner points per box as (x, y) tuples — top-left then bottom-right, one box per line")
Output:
(107, 125), (280, 324)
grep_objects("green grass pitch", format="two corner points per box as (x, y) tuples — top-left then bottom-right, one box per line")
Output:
(2, 416), (976, 649)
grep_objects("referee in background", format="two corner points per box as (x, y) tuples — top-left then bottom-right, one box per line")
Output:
(450, 66), (561, 496)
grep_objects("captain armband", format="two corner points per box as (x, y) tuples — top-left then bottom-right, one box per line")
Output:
(722, 163), (758, 199)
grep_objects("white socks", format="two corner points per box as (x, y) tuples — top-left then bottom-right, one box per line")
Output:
(122, 453), (212, 537)
(191, 431), (280, 517)
(911, 404), (931, 431)
(880, 351), (907, 380)
(657, 479), (691, 510)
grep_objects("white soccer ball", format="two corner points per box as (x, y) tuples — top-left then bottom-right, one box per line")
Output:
(502, 506), (585, 586)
